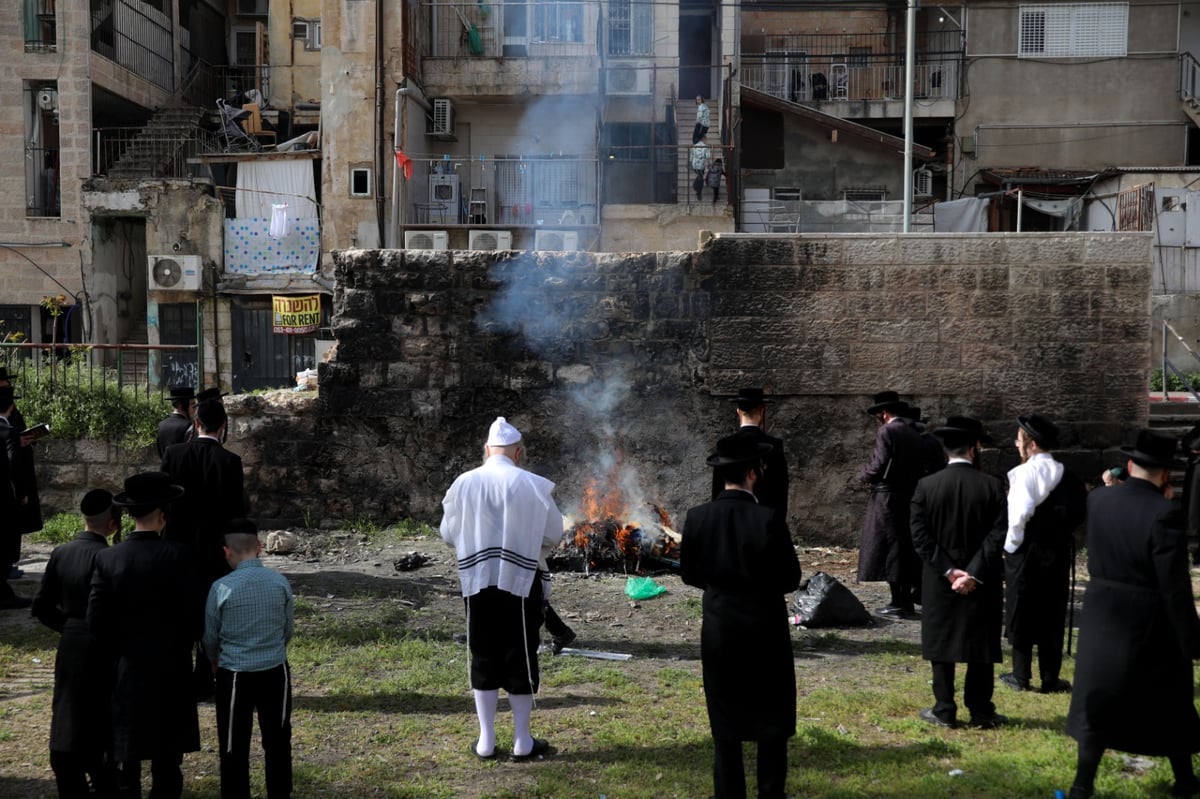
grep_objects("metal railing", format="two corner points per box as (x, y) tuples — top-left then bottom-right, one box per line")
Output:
(743, 198), (936, 233)
(23, 0), (56, 52)
(25, 145), (60, 218)
(426, 0), (599, 58)
(93, 127), (218, 179)
(0, 343), (200, 400)
(1160, 320), (1200, 402)
(90, 0), (174, 91)
(1180, 52), (1200, 101)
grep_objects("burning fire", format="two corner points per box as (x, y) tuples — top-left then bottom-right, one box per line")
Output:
(552, 472), (679, 573)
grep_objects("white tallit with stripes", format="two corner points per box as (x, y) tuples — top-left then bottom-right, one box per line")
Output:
(441, 453), (564, 599)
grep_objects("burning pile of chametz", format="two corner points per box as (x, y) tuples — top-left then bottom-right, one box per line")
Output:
(547, 467), (680, 574)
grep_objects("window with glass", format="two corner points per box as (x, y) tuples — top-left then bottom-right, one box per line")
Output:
(534, 0), (584, 42)
(608, 0), (652, 56)
(23, 0), (56, 51)
(1019, 3), (1127, 57)
(25, 82), (60, 218)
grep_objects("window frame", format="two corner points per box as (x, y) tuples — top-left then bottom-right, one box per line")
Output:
(1018, 3), (1128, 58)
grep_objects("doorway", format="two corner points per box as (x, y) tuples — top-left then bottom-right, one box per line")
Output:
(679, 1), (717, 101)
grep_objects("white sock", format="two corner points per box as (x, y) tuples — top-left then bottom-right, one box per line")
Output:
(473, 689), (499, 756)
(510, 692), (534, 755)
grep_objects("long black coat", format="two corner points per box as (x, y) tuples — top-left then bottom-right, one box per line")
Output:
(711, 425), (790, 522)
(910, 462), (1007, 663)
(1067, 478), (1200, 754)
(1185, 452), (1200, 547)
(681, 490), (801, 741)
(88, 531), (202, 761)
(32, 532), (113, 754)
(0, 420), (20, 575)
(1003, 468), (1087, 647)
(161, 437), (248, 582)
(155, 412), (191, 459)
(858, 418), (924, 582)
(1, 411), (41, 535)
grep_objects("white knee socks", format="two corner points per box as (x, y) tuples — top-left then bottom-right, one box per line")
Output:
(473, 689), (499, 757)
(509, 693), (534, 756)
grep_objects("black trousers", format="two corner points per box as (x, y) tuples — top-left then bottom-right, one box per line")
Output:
(712, 736), (787, 799)
(215, 664), (293, 799)
(50, 749), (116, 798)
(930, 660), (994, 721)
(1011, 629), (1065, 685)
(116, 753), (182, 799)
(693, 122), (709, 144)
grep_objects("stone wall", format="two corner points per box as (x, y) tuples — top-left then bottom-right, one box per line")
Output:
(33, 233), (1154, 544)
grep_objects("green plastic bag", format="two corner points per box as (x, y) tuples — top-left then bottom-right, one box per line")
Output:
(625, 576), (666, 600)
(467, 24), (484, 56)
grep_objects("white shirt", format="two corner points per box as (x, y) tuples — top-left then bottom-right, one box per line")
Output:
(440, 454), (563, 599)
(696, 102), (711, 128)
(1004, 451), (1064, 554)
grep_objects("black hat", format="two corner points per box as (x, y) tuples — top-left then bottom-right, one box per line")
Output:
(196, 400), (228, 431)
(196, 387), (227, 403)
(932, 415), (994, 446)
(80, 489), (114, 516)
(0, 366), (16, 382)
(1017, 414), (1059, 449)
(899, 404), (922, 421)
(866, 390), (907, 415)
(112, 471), (184, 510)
(730, 387), (774, 411)
(168, 385), (195, 401)
(1182, 423), (1200, 453)
(1120, 430), (1187, 469)
(706, 431), (773, 467)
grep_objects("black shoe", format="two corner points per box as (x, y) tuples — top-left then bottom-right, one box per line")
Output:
(509, 738), (551, 762)
(877, 604), (915, 617)
(551, 629), (576, 654)
(969, 712), (1008, 730)
(999, 672), (1030, 691)
(918, 707), (956, 728)
(0, 596), (32, 610)
(1040, 677), (1072, 694)
(1068, 786), (1093, 799)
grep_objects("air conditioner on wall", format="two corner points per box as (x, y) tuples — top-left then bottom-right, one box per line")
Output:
(404, 230), (449, 250)
(468, 230), (513, 251)
(913, 168), (933, 198)
(606, 62), (652, 95)
(37, 89), (58, 111)
(428, 98), (455, 139)
(147, 255), (202, 292)
(533, 230), (579, 251)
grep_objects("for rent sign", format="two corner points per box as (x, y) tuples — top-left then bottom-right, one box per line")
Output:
(272, 295), (321, 334)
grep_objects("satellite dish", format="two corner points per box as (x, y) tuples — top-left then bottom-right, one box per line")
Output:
(152, 258), (182, 288)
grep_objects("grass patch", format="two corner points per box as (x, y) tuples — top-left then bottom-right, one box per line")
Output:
(29, 512), (135, 546)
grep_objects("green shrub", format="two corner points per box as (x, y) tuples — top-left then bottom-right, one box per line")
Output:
(1150, 368), (1200, 393)
(29, 512), (135, 546)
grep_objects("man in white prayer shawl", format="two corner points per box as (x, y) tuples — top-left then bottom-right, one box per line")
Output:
(440, 416), (563, 762)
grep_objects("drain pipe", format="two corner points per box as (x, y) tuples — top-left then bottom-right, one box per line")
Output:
(391, 83), (433, 248)
(375, 0), (386, 245)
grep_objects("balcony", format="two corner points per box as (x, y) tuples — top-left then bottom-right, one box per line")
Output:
(740, 32), (962, 120)
(23, 0), (56, 52)
(422, 1), (601, 96)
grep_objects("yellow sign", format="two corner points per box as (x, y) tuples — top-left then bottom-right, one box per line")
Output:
(272, 295), (321, 334)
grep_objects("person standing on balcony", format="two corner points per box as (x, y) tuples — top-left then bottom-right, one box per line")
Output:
(157, 385), (196, 458)
(690, 135), (712, 203)
(440, 417), (563, 761)
(693, 95), (711, 144)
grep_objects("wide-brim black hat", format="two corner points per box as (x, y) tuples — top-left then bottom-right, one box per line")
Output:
(196, 400), (228, 430)
(730, 387), (774, 410)
(196, 387), (227, 403)
(112, 471), (185, 510)
(1120, 430), (1187, 469)
(706, 431), (773, 467)
(80, 488), (114, 516)
(931, 415), (994, 446)
(168, 385), (196, 401)
(866, 390), (907, 415)
(1182, 423), (1200, 453)
(1017, 414), (1059, 449)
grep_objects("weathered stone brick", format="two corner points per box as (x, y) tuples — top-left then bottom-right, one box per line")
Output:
(841, 237), (897, 265)
(899, 238), (964, 265)
(1005, 236), (1083, 264)
(861, 319), (940, 342)
(1084, 233), (1151, 265)
(849, 343), (904, 368)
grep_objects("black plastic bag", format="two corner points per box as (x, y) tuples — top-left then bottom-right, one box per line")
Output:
(792, 571), (872, 628)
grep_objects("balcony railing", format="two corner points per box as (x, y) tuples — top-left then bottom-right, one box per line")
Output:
(425, 1), (599, 58)
(93, 127), (218, 179)
(90, 0), (173, 91)
(23, 0), (56, 52)
(741, 31), (963, 104)
(401, 154), (600, 226)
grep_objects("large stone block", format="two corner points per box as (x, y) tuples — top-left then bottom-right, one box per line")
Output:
(861, 319), (939, 342)
(841, 237), (897, 265)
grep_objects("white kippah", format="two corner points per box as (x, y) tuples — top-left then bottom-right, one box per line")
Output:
(487, 416), (522, 447)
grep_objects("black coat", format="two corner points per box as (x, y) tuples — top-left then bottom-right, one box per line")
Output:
(161, 437), (248, 582)
(32, 532), (113, 754)
(1067, 478), (1200, 754)
(0, 420), (19, 544)
(858, 418), (924, 582)
(1, 411), (41, 535)
(681, 490), (801, 741)
(155, 412), (192, 459)
(88, 531), (202, 761)
(1003, 467), (1087, 647)
(910, 462), (1007, 663)
(711, 425), (790, 522)
(1185, 452), (1200, 545)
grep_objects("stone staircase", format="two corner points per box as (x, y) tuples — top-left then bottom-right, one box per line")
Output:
(676, 101), (724, 206)
(1148, 399), (1199, 491)
(105, 105), (207, 179)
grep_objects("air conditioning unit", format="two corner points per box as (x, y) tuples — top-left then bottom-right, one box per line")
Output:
(237, 0), (269, 15)
(913, 168), (933, 198)
(469, 230), (513, 251)
(404, 230), (449, 250)
(606, 62), (652, 95)
(37, 89), (58, 112)
(147, 255), (202, 292)
(428, 98), (455, 139)
(533, 230), (579, 252)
